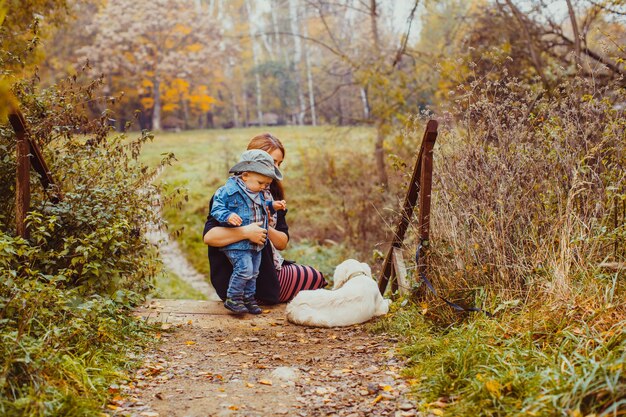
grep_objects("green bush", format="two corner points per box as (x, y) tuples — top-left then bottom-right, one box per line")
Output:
(0, 74), (163, 415)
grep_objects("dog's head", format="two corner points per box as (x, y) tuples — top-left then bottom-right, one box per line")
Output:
(332, 259), (372, 289)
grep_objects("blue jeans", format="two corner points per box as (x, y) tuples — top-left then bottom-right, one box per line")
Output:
(224, 249), (262, 299)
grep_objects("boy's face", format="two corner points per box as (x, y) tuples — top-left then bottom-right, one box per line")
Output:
(241, 172), (273, 192)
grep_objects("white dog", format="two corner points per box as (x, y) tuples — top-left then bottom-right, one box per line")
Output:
(286, 259), (391, 327)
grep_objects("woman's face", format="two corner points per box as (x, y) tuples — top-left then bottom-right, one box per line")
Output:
(268, 148), (284, 168)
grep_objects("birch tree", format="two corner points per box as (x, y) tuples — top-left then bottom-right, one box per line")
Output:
(289, 0), (306, 125)
(245, 0), (264, 125)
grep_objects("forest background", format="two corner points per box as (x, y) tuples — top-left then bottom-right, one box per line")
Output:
(1, 0), (626, 416)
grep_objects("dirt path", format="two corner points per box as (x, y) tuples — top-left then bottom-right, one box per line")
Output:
(106, 299), (419, 417)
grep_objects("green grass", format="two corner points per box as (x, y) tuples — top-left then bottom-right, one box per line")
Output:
(141, 125), (377, 280)
(371, 298), (626, 416)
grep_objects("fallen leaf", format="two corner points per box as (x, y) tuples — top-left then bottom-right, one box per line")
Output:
(246, 383), (255, 388)
(431, 409), (444, 416)
(106, 405), (119, 411)
(421, 302), (428, 315)
(371, 394), (383, 404)
(259, 379), (273, 386)
(185, 340), (196, 345)
(187, 320), (193, 325)
(382, 385), (393, 392)
(485, 380), (502, 397)
(228, 405), (239, 410)
(262, 309), (270, 314)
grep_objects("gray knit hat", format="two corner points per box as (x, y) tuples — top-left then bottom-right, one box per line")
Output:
(229, 149), (283, 181)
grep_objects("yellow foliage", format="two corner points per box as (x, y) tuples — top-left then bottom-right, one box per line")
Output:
(0, 0), (6, 27)
(186, 43), (203, 53)
(174, 23), (192, 36)
(0, 78), (18, 122)
(141, 79), (154, 89)
(140, 97), (154, 110)
(189, 85), (216, 113)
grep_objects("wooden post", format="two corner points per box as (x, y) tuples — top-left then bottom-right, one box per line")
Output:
(416, 127), (436, 291)
(10, 112), (30, 239)
(9, 107), (61, 239)
(378, 120), (438, 295)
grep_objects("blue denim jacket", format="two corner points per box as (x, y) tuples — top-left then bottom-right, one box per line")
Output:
(210, 176), (269, 251)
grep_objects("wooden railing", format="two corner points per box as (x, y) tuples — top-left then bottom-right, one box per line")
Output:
(8, 107), (61, 239)
(378, 120), (438, 296)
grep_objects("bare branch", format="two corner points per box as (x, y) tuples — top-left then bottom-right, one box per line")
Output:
(391, 0), (420, 68)
(585, 0), (626, 16)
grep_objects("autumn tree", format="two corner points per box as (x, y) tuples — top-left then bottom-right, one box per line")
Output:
(79, 0), (223, 130)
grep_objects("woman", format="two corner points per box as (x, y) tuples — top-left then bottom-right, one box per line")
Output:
(203, 133), (327, 304)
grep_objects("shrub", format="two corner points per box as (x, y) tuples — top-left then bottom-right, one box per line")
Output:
(0, 72), (164, 415)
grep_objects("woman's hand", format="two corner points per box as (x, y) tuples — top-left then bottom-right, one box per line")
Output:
(243, 221), (268, 245)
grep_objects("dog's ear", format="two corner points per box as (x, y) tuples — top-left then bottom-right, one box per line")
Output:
(333, 259), (360, 289)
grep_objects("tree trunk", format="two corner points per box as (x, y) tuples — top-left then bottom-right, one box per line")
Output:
(301, 5), (316, 126)
(565, 0), (581, 65)
(289, 0), (306, 125)
(375, 120), (388, 187)
(360, 87), (370, 120)
(242, 88), (249, 127)
(503, 0), (550, 89)
(369, 0), (381, 54)
(181, 97), (190, 129)
(245, 0), (263, 125)
(152, 78), (161, 131)
(369, 0), (387, 188)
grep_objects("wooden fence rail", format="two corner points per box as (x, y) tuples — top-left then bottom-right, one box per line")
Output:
(8, 108), (61, 239)
(378, 120), (438, 296)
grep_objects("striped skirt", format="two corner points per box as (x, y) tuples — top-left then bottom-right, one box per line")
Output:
(276, 263), (327, 302)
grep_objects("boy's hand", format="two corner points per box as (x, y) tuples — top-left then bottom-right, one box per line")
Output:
(227, 213), (242, 226)
(273, 200), (287, 211)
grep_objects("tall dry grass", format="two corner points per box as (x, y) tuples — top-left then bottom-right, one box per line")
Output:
(412, 75), (626, 319)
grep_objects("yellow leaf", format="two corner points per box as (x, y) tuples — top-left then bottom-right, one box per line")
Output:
(485, 379), (502, 397)
(382, 385), (393, 392)
(431, 409), (444, 416)
(228, 405), (239, 410)
(259, 379), (272, 385)
(185, 340), (196, 345)
(0, 0), (7, 30)
(245, 383), (255, 388)
(371, 394), (383, 404)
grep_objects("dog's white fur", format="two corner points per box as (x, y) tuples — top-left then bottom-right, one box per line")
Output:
(286, 259), (391, 327)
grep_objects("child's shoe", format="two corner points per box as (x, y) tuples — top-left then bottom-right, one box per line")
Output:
(243, 297), (262, 315)
(224, 298), (247, 314)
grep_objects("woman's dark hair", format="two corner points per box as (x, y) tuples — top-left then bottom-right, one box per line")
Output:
(247, 133), (285, 200)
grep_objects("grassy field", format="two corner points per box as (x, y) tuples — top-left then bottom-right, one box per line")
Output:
(141, 125), (379, 286)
